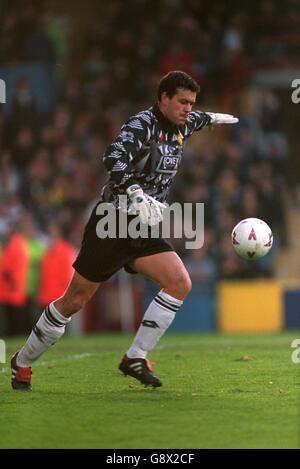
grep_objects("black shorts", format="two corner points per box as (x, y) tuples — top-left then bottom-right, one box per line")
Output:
(73, 202), (174, 282)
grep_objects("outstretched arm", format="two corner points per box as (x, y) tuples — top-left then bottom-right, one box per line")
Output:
(205, 112), (239, 125)
(184, 111), (238, 136)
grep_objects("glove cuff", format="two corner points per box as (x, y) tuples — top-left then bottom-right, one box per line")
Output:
(126, 184), (143, 199)
(204, 112), (212, 125)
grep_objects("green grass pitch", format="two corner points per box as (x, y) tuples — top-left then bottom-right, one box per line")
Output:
(0, 332), (299, 448)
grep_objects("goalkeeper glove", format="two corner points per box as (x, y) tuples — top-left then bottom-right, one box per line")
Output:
(206, 112), (239, 124)
(126, 184), (166, 226)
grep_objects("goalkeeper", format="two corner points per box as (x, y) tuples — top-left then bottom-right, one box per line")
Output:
(11, 71), (238, 390)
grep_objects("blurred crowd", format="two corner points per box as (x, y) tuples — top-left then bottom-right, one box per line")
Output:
(0, 0), (295, 332)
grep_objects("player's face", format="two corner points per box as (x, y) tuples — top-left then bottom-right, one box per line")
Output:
(160, 88), (197, 125)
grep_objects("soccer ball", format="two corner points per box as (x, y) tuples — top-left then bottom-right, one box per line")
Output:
(231, 218), (273, 260)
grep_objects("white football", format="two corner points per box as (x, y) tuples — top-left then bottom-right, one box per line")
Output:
(231, 218), (273, 260)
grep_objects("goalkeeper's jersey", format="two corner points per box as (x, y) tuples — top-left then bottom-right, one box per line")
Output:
(101, 103), (211, 210)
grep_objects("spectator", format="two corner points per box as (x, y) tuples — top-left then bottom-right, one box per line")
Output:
(38, 223), (75, 307)
(0, 223), (29, 335)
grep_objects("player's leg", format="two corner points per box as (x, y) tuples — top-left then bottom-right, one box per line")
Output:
(129, 251), (192, 299)
(119, 251), (191, 387)
(11, 271), (100, 390)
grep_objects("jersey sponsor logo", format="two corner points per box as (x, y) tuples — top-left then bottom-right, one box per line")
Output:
(156, 154), (180, 174)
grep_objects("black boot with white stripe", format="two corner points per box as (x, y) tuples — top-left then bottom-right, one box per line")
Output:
(119, 355), (162, 387)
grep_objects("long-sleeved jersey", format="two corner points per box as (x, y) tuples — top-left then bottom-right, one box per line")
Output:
(101, 103), (211, 211)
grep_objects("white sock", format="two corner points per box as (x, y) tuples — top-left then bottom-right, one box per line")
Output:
(17, 302), (71, 368)
(126, 290), (183, 359)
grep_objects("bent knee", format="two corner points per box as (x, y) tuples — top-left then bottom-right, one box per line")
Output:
(163, 270), (192, 300)
(177, 273), (192, 297)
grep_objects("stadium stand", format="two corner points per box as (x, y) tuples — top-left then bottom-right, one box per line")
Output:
(0, 0), (298, 334)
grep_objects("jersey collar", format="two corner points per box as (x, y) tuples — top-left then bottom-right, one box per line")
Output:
(151, 103), (181, 133)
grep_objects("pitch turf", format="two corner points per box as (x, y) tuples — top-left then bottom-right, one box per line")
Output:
(0, 332), (299, 449)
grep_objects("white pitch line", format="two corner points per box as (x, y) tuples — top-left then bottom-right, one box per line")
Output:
(0, 352), (94, 373)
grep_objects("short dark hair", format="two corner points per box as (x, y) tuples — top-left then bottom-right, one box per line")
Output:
(157, 71), (200, 101)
